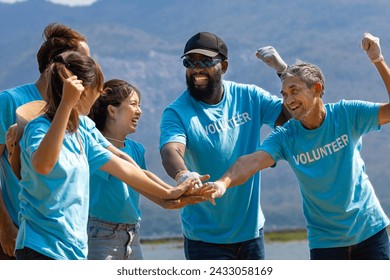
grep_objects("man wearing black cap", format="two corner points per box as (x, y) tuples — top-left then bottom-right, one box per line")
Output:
(159, 31), (288, 260)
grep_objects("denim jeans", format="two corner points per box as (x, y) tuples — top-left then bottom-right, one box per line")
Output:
(15, 247), (53, 260)
(310, 227), (390, 260)
(87, 218), (143, 260)
(184, 228), (265, 260)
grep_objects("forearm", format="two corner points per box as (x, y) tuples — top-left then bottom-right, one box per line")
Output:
(9, 145), (21, 179)
(373, 60), (390, 125)
(106, 145), (141, 169)
(0, 191), (18, 256)
(32, 103), (71, 174)
(160, 143), (188, 179)
(275, 104), (291, 127)
(101, 156), (174, 198)
(144, 170), (172, 189)
(138, 191), (202, 210)
(138, 190), (167, 208)
(218, 151), (274, 188)
(374, 59), (390, 99)
(0, 192), (13, 234)
(108, 146), (171, 188)
(0, 144), (4, 157)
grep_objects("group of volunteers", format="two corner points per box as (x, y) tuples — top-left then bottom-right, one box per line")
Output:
(0, 22), (389, 260)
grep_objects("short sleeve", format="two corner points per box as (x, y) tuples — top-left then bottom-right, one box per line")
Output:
(20, 117), (49, 159)
(257, 87), (283, 128)
(258, 126), (287, 164)
(159, 107), (187, 150)
(0, 92), (17, 144)
(340, 100), (380, 135)
(80, 116), (111, 148)
(83, 130), (112, 175)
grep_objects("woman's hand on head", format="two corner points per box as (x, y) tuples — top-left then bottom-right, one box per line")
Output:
(61, 75), (84, 109)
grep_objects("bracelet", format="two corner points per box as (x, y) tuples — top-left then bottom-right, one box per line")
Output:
(371, 55), (384, 63)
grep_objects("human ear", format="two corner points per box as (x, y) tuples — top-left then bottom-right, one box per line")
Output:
(221, 60), (228, 74)
(107, 104), (117, 120)
(313, 82), (323, 96)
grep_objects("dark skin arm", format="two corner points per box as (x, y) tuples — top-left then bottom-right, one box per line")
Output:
(160, 142), (188, 180)
(0, 144), (4, 158)
(0, 144), (17, 257)
(160, 106), (289, 179)
(0, 190), (17, 257)
(274, 104), (291, 127)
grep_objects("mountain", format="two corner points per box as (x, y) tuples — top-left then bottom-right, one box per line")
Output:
(1, 0), (390, 238)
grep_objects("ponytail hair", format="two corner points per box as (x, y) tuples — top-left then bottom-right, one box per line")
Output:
(45, 51), (104, 132)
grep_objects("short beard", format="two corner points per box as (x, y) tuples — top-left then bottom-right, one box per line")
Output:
(186, 69), (223, 101)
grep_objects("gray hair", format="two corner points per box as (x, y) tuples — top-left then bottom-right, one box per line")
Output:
(280, 62), (325, 97)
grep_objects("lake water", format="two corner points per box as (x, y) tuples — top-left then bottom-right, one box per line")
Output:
(142, 240), (310, 260)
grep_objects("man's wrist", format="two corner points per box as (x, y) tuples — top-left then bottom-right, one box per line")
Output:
(174, 170), (189, 182)
(277, 65), (288, 77)
(371, 55), (384, 63)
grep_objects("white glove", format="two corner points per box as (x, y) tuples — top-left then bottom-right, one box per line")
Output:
(175, 171), (203, 187)
(211, 181), (226, 198)
(256, 46), (288, 73)
(361, 33), (383, 63)
(207, 181), (227, 206)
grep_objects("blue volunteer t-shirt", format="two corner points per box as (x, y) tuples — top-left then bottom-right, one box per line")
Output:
(0, 82), (110, 229)
(0, 84), (42, 227)
(79, 115), (111, 149)
(160, 80), (283, 243)
(16, 116), (112, 260)
(259, 100), (390, 249)
(89, 138), (146, 224)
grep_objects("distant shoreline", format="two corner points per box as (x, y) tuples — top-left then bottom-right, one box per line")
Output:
(141, 226), (390, 245)
(141, 228), (308, 245)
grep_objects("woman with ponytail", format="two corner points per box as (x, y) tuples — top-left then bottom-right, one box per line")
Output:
(15, 51), (213, 260)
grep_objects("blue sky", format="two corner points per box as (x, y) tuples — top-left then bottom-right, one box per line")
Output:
(0, 0), (97, 6)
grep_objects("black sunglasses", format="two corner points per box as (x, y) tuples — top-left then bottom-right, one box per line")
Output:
(182, 57), (222, 69)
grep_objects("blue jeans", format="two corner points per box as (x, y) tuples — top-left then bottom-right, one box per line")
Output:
(184, 228), (265, 260)
(310, 227), (390, 260)
(15, 247), (53, 260)
(87, 217), (143, 260)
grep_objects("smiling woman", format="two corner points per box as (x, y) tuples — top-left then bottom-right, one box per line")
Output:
(14, 53), (212, 260)
(87, 79), (146, 259)
(86, 79), (212, 260)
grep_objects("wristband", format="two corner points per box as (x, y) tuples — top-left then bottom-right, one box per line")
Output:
(277, 65), (289, 77)
(371, 55), (384, 63)
(175, 170), (189, 182)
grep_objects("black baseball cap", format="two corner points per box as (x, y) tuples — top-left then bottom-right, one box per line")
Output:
(182, 32), (228, 59)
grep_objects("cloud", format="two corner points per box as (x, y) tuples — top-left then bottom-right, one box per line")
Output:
(0, 0), (26, 3)
(0, 0), (98, 6)
(46, 0), (98, 6)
